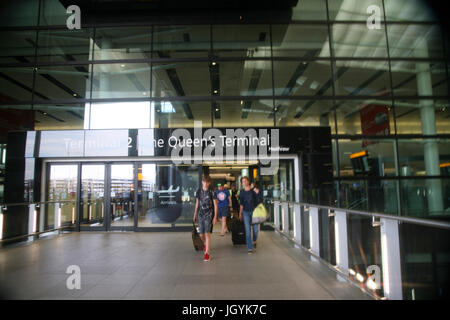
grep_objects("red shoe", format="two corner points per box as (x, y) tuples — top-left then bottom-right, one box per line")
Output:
(204, 252), (210, 262)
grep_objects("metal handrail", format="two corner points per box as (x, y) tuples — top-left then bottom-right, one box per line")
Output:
(0, 225), (73, 244)
(273, 200), (450, 230)
(0, 200), (78, 244)
(0, 200), (77, 208)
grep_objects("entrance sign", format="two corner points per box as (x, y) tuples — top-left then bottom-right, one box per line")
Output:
(26, 125), (331, 176)
(169, 122), (279, 175)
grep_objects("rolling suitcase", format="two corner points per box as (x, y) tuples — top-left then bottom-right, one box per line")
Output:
(192, 222), (204, 251)
(226, 214), (233, 232)
(227, 211), (239, 232)
(231, 219), (246, 245)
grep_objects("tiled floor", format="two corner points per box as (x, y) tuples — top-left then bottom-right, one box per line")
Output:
(0, 226), (372, 300)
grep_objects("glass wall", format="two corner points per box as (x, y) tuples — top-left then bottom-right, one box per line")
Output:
(0, 0), (449, 219)
(137, 163), (200, 227)
(46, 164), (77, 229)
(80, 164), (105, 228)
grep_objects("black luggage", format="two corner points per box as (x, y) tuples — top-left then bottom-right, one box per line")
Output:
(231, 219), (246, 245)
(226, 214), (233, 232)
(226, 212), (239, 232)
(192, 222), (204, 251)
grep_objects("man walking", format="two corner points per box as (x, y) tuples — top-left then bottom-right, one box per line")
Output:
(239, 176), (259, 254)
(193, 175), (218, 262)
(215, 183), (232, 236)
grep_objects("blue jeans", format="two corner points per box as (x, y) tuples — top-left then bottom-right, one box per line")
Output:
(243, 210), (258, 250)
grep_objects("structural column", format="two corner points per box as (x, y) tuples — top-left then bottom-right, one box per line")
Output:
(415, 38), (443, 215)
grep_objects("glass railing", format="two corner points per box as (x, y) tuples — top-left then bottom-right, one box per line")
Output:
(0, 200), (77, 244)
(267, 186), (450, 220)
(266, 199), (450, 300)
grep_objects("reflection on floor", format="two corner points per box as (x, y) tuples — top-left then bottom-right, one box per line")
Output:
(91, 203), (196, 227)
(0, 225), (372, 300)
(110, 213), (134, 227)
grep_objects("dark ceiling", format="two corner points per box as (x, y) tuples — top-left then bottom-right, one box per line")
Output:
(60, 0), (299, 25)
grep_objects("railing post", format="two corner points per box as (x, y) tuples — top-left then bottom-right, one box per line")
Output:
(293, 203), (302, 244)
(54, 203), (61, 230)
(0, 206), (4, 240)
(309, 206), (320, 256)
(334, 210), (349, 274)
(274, 201), (280, 230)
(28, 204), (37, 236)
(380, 218), (403, 300)
(282, 202), (289, 233)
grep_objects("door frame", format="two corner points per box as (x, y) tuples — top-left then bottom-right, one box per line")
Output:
(107, 161), (136, 232)
(43, 162), (79, 232)
(43, 158), (203, 232)
(78, 162), (107, 232)
(42, 154), (300, 232)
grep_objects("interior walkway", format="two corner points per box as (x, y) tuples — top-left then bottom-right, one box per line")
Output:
(0, 226), (372, 300)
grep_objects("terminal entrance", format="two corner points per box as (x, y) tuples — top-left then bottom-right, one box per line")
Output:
(204, 159), (297, 202)
(44, 157), (299, 232)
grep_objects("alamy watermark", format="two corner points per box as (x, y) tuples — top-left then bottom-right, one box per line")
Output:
(169, 121), (280, 175)
(367, 5), (382, 30)
(66, 265), (81, 290)
(66, 5), (81, 30)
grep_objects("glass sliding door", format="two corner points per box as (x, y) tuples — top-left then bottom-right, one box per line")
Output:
(260, 159), (295, 201)
(109, 164), (135, 228)
(80, 164), (105, 228)
(46, 164), (78, 230)
(137, 163), (200, 228)
(47, 161), (201, 231)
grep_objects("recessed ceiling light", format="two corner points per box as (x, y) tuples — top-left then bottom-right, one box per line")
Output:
(142, 92), (147, 95)
(73, 93), (77, 97)
(310, 81), (320, 90)
(212, 62), (216, 66)
(43, 112), (47, 115)
(213, 90), (218, 94)
(215, 108), (219, 111)
(120, 64), (125, 68)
